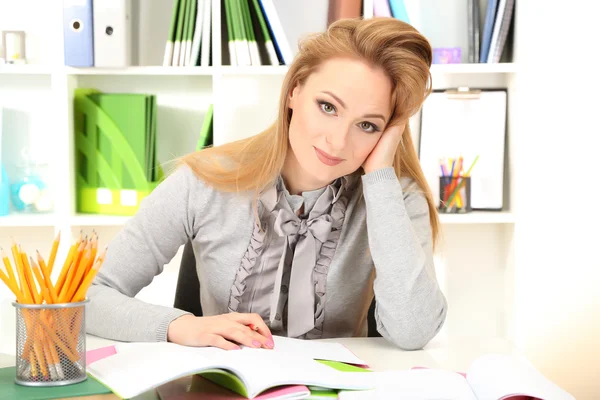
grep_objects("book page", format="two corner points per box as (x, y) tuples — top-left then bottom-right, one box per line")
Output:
(337, 369), (478, 400)
(87, 345), (230, 399)
(268, 336), (367, 366)
(215, 348), (375, 398)
(467, 354), (575, 400)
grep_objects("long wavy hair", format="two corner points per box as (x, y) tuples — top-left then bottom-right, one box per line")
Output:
(181, 17), (440, 246)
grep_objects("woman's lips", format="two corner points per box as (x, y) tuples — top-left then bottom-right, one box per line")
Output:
(313, 146), (345, 166)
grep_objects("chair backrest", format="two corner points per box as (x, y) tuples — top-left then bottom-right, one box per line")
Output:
(173, 241), (203, 316)
(174, 241), (381, 337)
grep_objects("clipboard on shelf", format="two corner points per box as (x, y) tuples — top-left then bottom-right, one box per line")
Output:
(418, 87), (508, 211)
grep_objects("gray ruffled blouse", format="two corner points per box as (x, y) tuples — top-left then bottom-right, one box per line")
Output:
(227, 174), (356, 339)
(87, 165), (447, 350)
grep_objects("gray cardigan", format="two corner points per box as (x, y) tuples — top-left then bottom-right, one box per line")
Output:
(86, 166), (447, 350)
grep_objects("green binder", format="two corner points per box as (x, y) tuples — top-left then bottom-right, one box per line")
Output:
(0, 366), (111, 400)
(74, 88), (163, 216)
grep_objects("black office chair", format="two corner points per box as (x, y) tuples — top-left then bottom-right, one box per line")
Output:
(174, 241), (381, 337)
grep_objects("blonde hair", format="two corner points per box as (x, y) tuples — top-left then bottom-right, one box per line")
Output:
(181, 17), (440, 246)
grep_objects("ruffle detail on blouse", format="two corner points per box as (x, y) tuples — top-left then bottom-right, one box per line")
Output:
(304, 178), (354, 339)
(227, 221), (267, 312)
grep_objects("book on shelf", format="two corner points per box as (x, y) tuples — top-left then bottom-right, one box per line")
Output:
(85, 336), (373, 399)
(164, 0), (212, 66)
(338, 354), (575, 400)
(383, 0), (515, 64)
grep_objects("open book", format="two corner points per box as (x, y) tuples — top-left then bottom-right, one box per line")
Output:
(338, 354), (574, 400)
(86, 336), (373, 399)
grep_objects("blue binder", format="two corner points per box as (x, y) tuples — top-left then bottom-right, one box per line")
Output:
(63, 0), (94, 67)
(479, 0), (499, 63)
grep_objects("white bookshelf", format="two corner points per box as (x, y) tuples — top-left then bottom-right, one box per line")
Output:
(0, 0), (519, 346)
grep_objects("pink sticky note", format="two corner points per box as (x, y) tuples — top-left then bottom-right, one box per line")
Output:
(86, 345), (117, 366)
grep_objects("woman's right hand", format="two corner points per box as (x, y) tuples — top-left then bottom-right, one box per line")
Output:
(167, 312), (274, 350)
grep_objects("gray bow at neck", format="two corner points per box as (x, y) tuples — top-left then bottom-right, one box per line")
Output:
(267, 182), (342, 338)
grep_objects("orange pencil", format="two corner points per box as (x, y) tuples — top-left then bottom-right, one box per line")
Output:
(0, 266), (21, 300)
(64, 241), (93, 302)
(1, 248), (17, 291)
(21, 249), (42, 305)
(72, 254), (105, 302)
(11, 240), (31, 303)
(30, 258), (49, 303)
(58, 239), (86, 302)
(55, 241), (78, 296)
(47, 231), (61, 275)
(36, 251), (59, 303)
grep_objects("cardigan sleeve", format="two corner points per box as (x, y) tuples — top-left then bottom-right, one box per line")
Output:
(361, 167), (447, 350)
(86, 165), (208, 342)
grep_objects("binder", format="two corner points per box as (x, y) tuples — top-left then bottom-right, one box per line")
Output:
(487, 0), (515, 63)
(172, 0), (188, 66)
(93, 0), (132, 67)
(199, 0), (211, 66)
(250, 0), (278, 65)
(258, 0), (293, 64)
(63, 0), (94, 67)
(189, 0), (205, 66)
(418, 88), (507, 210)
(163, 0), (184, 66)
(479, 0), (498, 63)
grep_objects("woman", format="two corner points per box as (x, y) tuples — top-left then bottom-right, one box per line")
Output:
(86, 17), (447, 351)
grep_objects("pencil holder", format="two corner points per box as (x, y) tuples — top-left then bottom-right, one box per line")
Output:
(438, 176), (472, 213)
(13, 299), (89, 387)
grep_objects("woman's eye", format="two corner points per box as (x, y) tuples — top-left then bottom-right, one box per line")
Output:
(359, 121), (378, 133)
(318, 101), (336, 114)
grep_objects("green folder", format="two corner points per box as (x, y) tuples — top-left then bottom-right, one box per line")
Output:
(88, 93), (152, 189)
(0, 366), (111, 400)
(163, 0), (183, 66)
(224, 0), (235, 64)
(174, 0), (188, 65)
(197, 104), (213, 151)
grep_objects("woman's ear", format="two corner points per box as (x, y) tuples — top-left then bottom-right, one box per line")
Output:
(288, 85), (300, 110)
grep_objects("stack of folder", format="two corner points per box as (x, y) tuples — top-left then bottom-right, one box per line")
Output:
(222, 0), (292, 66)
(164, 0), (213, 66)
(74, 89), (162, 216)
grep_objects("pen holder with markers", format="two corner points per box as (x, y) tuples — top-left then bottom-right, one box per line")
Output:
(13, 300), (88, 386)
(439, 176), (472, 213)
(0, 231), (106, 386)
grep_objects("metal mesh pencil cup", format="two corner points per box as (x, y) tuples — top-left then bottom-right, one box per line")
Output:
(13, 299), (89, 386)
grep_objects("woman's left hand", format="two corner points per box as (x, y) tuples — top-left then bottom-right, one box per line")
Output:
(362, 123), (406, 174)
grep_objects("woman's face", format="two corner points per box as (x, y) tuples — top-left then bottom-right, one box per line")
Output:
(287, 57), (393, 187)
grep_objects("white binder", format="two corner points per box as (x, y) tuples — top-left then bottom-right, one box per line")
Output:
(93, 0), (132, 67)
(418, 88), (508, 210)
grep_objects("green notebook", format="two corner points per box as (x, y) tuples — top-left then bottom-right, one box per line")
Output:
(0, 366), (111, 400)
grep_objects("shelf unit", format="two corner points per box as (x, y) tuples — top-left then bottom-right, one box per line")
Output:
(0, 0), (519, 345)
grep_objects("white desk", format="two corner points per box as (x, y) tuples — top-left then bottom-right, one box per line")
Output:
(0, 333), (524, 399)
